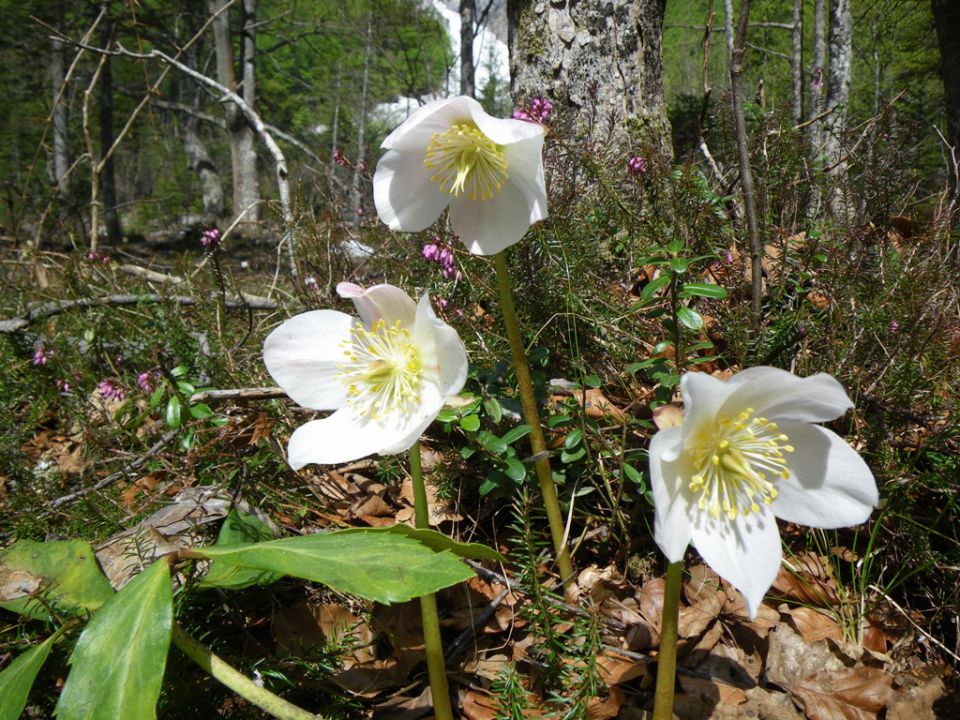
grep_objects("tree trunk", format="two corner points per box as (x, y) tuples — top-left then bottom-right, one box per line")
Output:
(507, 0), (670, 161)
(351, 10), (373, 228)
(460, 0), (475, 97)
(50, 2), (69, 191)
(822, 0), (852, 219)
(808, 0), (827, 147)
(728, 0), (763, 331)
(791, 0), (803, 126)
(932, 0), (960, 194)
(99, 9), (122, 244)
(211, 0), (260, 228)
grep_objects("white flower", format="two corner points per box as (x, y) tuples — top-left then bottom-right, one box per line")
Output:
(649, 367), (878, 618)
(373, 96), (548, 256)
(263, 283), (468, 468)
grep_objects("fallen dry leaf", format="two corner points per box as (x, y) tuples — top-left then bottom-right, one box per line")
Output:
(596, 650), (649, 686)
(462, 690), (499, 720)
(652, 402), (684, 430)
(678, 675), (747, 708)
(886, 674), (948, 720)
(786, 606), (844, 643)
(772, 553), (841, 608)
(792, 665), (894, 720)
(586, 686), (625, 720)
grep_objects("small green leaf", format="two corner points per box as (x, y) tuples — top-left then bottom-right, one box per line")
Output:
(460, 446), (477, 460)
(55, 560), (172, 720)
(148, 385), (164, 410)
(0, 633), (58, 720)
(564, 429), (583, 449)
(500, 424), (532, 445)
(0, 540), (114, 621)
(458, 414), (480, 432)
(165, 396), (181, 429)
(640, 275), (671, 301)
(583, 374), (601, 388)
(478, 431), (508, 455)
(435, 407), (457, 423)
(503, 457), (527, 482)
(560, 447), (587, 463)
(677, 307), (704, 330)
(198, 511), (281, 590)
(669, 257), (690, 273)
(196, 530), (475, 604)
(680, 282), (728, 299)
(187, 403), (214, 420)
(547, 414), (573, 428)
(482, 396), (503, 423)
(176, 381), (196, 396)
(652, 340), (673, 354)
(622, 463), (646, 491)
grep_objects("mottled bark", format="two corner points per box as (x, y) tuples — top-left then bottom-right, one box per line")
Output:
(932, 0), (960, 194)
(212, 0), (260, 227)
(507, 0), (670, 159)
(823, 0), (852, 219)
(460, 0), (476, 97)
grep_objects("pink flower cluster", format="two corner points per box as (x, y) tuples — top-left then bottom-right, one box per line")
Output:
(627, 156), (648, 176)
(86, 251), (110, 264)
(33, 345), (50, 366)
(98, 379), (126, 403)
(200, 227), (222, 250)
(137, 371), (157, 393)
(513, 97), (554, 124)
(333, 148), (348, 167)
(422, 238), (461, 280)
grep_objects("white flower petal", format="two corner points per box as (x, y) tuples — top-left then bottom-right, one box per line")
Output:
(503, 139), (548, 222)
(690, 507), (782, 620)
(263, 310), (353, 410)
(381, 96), (474, 152)
(467, 100), (547, 146)
(677, 372), (737, 459)
(650, 427), (693, 563)
(722, 367), (853, 423)
(448, 177), (543, 255)
(771, 422), (878, 528)
(288, 401), (440, 468)
(412, 294), (469, 399)
(337, 282), (417, 327)
(372, 148), (451, 232)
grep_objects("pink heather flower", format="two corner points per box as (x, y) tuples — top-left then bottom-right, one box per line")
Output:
(137, 372), (153, 393)
(888, 320), (900, 334)
(422, 241), (440, 262)
(724, 250), (735, 264)
(811, 68), (825, 90)
(357, 160), (368, 172)
(200, 227), (222, 250)
(513, 96), (554, 124)
(33, 345), (49, 366)
(98, 379), (126, 403)
(627, 156), (648, 176)
(56, 379), (70, 393)
(436, 297), (449, 309)
(333, 148), (347, 166)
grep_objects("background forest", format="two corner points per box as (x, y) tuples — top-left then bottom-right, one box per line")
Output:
(1, 0), (958, 718)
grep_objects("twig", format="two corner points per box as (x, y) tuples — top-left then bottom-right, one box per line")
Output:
(0, 293), (279, 333)
(46, 429), (178, 510)
(57, 34), (299, 284)
(868, 584), (960, 665)
(189, 387), (287, 404)
(444, 587), (510, 662)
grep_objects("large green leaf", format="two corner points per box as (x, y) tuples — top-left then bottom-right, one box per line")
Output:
(0, 540), (114, 621)
(0, 632), (58, 720)
(197, 510), (283, 590)
(196, 528), (475, 603)
(352, 524), (506, 563)
(55, 560), (173, 720)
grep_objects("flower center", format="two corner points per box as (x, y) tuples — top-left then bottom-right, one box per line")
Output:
(423, 122), (508, 201)
(688, 408), (794, 521)
(338, 319), (423, 420)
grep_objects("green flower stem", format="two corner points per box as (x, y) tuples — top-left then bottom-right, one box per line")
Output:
(493, 251), (575, 585)
(652, 561), (683, 720)
(409, 441), (455, 720)
(171, 624), (321, 720)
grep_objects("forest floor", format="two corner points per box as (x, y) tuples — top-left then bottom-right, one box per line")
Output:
(1, 206), (959, 719)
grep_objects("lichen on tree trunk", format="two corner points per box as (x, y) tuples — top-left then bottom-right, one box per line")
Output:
(507, 0), (670, 161)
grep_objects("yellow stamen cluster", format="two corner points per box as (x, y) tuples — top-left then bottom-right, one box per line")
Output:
(338, 319), (423, 420)
(424, 122), (508, 201)
(688, 407), (794, 521)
